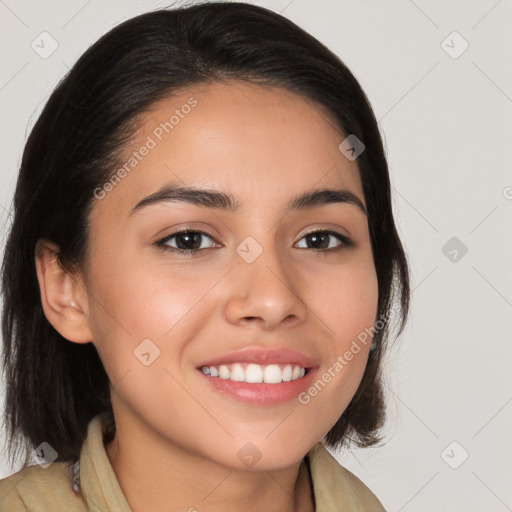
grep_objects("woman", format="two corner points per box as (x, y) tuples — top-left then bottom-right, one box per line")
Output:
(0, 2), (410, 510)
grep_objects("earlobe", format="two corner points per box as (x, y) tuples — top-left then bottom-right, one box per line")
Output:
(34, 239), (93, 344)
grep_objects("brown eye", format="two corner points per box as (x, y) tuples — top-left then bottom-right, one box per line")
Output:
(296, 230), (353, 251)
(156, 230), (218, 255)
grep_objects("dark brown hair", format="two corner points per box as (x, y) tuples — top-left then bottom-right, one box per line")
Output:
(1, 1), (410, 467)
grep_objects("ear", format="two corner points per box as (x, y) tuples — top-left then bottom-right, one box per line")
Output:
(34, 239), (93, 344)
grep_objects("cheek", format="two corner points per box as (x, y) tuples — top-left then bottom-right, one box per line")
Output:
(86, 248), (233, 385)
(302, 259), (378, 411)
(88, 251), (215, 338)
(312, 260), (379, 347)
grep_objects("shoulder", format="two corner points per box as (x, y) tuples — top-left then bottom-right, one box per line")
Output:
(307, 443), (386, 512)
(0, 461), (86, 512)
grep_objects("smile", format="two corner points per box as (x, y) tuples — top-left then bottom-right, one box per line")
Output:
(200, 363), (309, 383)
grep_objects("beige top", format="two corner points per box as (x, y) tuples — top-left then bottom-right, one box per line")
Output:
(0, 415), (386, 511)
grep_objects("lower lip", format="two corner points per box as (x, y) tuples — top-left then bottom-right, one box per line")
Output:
(197, 368), (318, 405)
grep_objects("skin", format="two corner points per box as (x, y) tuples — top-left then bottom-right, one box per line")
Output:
(35, 80), (378, 512)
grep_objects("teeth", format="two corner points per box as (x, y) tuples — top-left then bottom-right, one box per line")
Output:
(282, 365), (292, 382)
(219, 365), (230, 379)
(263, 364), (282, 384)
(245, 364), (263, 383)
(200, 363), (307, 384)
(230, 363), (245, 381)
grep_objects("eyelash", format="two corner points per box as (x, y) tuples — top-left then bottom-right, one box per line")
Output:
(154, 228), (354, 256)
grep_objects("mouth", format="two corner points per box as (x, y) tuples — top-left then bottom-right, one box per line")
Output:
(195, 348), (318, 405)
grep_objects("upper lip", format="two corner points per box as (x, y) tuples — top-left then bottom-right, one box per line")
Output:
(196, 347), (318, 369)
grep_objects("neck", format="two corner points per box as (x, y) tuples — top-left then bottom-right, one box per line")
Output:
(104, 416), (315, 512)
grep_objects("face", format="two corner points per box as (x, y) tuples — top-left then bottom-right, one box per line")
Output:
(83, 80), (378, 470)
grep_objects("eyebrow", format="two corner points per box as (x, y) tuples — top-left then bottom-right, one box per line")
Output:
(129, 183), (367, 217)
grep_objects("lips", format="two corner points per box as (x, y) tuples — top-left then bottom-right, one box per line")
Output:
(196, 347), (318, 369)
(196, 347), (319, 405)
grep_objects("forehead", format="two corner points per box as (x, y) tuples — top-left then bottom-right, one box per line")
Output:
(92, 80), (364, 218)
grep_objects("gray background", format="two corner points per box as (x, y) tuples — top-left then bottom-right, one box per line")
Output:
(1, 1), (511, 511)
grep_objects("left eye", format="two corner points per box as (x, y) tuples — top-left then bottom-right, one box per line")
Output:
(296, 230), (353, 251)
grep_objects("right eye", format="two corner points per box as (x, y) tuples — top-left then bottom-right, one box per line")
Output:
(155, 229), (220, 256)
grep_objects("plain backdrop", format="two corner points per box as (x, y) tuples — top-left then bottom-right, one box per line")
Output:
(1, 1), (511, 511)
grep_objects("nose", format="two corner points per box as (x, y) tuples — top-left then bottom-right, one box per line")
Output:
(223, 238), (308, 331)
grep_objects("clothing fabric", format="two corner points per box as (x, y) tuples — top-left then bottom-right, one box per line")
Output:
(0, 414), (386, 511)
